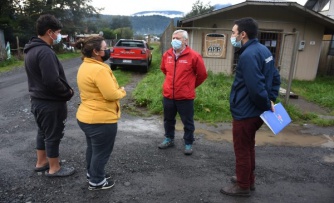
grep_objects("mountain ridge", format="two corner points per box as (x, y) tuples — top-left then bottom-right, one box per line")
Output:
(99, 3), (232, 35)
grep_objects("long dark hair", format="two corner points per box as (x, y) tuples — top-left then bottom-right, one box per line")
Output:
(75, 36), (105, 58)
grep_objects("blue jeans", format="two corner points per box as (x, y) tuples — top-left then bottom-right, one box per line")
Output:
(77, 120), (117, 186)
(31, 98), (67, 158)
(163, 97), (195, 145)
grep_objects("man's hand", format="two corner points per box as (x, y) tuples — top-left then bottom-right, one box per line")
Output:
(271, 101), (275, 112)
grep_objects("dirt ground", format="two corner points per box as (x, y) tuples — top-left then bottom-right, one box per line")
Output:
(0, 58), (334, 203)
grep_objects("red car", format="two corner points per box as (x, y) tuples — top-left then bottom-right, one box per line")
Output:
(109, 39), (154, 73)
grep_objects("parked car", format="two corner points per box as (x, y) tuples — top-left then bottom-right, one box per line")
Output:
(109, 39), (154, 73)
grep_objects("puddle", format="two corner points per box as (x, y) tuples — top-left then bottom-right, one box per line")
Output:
(175, 122), (334, 148)
(323, 154), (334, 163)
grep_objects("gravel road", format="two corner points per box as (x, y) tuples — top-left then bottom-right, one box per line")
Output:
(0, 57), (333, 203)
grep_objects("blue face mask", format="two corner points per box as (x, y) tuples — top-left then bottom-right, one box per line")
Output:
(171, 39), (182, 50)
(230, 37), (242, 48)
(50, 32), (62, 45)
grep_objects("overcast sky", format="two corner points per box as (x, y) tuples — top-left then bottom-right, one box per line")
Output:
(91, 0), (308, 16)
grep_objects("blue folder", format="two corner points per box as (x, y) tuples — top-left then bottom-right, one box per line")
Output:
(260, 102), (292, 135)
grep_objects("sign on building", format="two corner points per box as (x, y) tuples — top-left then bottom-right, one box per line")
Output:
(203, 33), (227, 58)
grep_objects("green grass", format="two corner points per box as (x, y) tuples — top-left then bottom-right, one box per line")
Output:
(112, 69), (131, 87)
(133, 44), (334, 126)
(290, 76), (334, 126)
(57, 52), (81, 60)
(0, 57), (23, 73)
(291, 76), (334, 111)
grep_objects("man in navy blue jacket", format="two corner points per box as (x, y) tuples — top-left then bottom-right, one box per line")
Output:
(220, 17), (281, 197)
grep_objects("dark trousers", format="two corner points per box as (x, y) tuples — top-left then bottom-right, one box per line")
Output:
(31, 98), (67, 158)
(232, 117), (263, 189)
(163, 97), (195, 145)
(77, 120), (117, 186)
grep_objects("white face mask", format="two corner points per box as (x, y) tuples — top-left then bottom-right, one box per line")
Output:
(230, 36), (242, 48)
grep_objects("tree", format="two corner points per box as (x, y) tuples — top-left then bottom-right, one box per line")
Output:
(114, 27), (133, 39)
(110, 16), (132, 30)
(0, 0), (102, 47)
(101, 28), (114, 39)
(184, 0), (214, 18)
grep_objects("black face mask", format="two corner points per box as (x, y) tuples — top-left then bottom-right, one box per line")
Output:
(101, 49), (110, 61)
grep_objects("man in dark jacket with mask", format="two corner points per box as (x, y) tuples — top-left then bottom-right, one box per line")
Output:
(220, 17), (281, 197)
(24, 14), (75, 177)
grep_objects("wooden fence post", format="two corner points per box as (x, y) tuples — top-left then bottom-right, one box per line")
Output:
(16, 36), (21, 57)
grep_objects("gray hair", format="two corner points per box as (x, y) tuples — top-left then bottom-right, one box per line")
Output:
(173, 29), (188, 40)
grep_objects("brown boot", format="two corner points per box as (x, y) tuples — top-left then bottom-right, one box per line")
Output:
(230, 176), (256, 191)
(220, 183), (250, 197)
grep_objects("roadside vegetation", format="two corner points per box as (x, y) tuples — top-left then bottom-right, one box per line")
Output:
(0, 52), (81, 73)
(133, 43), (334, 126)
(288, 76), (334, 126)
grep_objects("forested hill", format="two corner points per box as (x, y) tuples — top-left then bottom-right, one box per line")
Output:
(99, 14), (180, 35)
(131, 15), (179, 35)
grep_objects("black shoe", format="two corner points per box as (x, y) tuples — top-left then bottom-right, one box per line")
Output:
(45, 167), (75, 177)
(34, 163), (49, 172)
(88, 180), (115, 191)
(220, 183), (250, 197)
(86, 173), (111, 182)
(230, 176), (255, 191)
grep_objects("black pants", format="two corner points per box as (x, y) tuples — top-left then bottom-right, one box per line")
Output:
(77, 120), (117, 185)
(31, 98), (67, 158)
(163, 97), (195, 145)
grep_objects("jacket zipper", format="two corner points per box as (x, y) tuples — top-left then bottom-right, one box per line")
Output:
(172, 56), (177, 100)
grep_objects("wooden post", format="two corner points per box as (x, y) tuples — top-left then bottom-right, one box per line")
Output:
(16, 36), (21, 57)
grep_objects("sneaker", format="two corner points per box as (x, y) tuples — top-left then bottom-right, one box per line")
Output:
(88, 180), (115, 191)
(158, 138), (174, 149)
(220, 183), (250, 197)
(230, 176), (255, 191)
(86, 173), (112, 182)
(184, 144), (193, 155)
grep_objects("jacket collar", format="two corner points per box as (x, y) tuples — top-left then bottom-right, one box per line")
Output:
(237, 38), (258, 54)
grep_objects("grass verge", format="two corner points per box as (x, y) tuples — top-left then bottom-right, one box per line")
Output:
(0, 52), (81, 73)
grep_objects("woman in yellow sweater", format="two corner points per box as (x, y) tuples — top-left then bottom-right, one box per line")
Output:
(75, 36), (126, 191)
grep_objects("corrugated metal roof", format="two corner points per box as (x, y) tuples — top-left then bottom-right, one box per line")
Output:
(180, 1), (334, 34)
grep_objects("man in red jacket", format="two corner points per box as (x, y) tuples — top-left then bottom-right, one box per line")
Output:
(158, 29), (208, 155)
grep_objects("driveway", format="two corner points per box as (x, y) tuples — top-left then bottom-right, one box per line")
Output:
(0, 58), (333, 203)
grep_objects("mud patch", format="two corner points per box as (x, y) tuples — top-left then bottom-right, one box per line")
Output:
(175, 121), (332, 148)
(323, 154), (334, 163)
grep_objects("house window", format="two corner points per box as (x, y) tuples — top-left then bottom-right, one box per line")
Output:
(259, 32), (282, 67)
(328, 35), (334, 56)
(232, 31), (282, 72)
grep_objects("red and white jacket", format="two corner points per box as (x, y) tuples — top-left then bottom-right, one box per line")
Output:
(161, 46), (208, 100)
